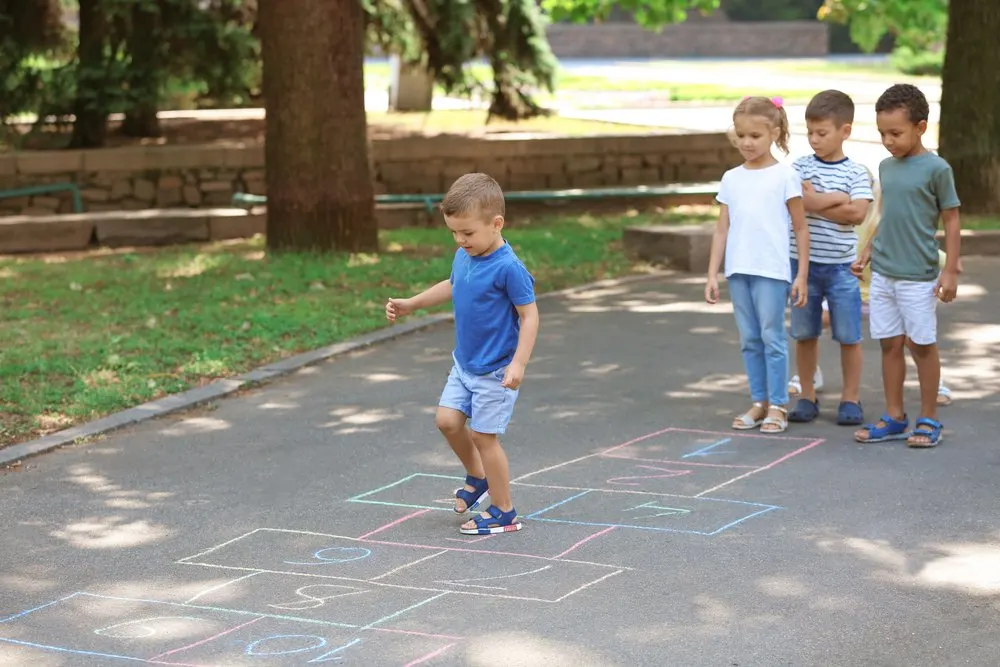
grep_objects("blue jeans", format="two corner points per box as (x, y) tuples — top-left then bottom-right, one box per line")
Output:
(728, 273), (791, 406)
(790, 259), (863, 344)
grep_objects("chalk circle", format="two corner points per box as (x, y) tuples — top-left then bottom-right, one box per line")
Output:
(245, 634), (327, 656)
(283, 546), (372, 566)
(94, 616), (207, 639)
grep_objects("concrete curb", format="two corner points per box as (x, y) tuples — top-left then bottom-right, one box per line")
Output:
(0, 270), (670, 469)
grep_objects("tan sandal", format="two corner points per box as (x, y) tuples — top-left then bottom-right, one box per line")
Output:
(733, 402), (767, 430)
(760, 406), (788, 434)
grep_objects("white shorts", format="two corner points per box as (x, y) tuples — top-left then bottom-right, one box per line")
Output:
(868, 271), (938, 345)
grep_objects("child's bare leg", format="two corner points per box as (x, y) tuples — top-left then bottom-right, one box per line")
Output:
(796, 339), (820, 401)
(840, 343), (863, 404)
(461, 432), (513, 530)
(881, 335), (907, 419)
(908, 340), (941, 424)
(435, 407), (485, 512)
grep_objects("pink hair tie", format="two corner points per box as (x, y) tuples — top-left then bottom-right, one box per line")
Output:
(771, 96), (784, 108)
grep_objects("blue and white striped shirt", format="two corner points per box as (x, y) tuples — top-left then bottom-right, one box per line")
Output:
(790, 155), (873, 264)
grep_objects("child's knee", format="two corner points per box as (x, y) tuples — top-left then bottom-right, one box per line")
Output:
(879, 335), (906, 352)
(469, 430), (500, 450)
(906, 339), (937, 358)
(435, 407), (466, 434)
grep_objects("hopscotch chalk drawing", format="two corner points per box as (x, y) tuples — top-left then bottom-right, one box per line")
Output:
(0, 427), (822, 665)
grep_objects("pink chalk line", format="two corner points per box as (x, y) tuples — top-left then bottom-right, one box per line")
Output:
(357, 509), (432, 540)
(552, 527), (616, 559)
(694, 438), (825, 497)
(374, 627), (463, 641)
(359, 537), (629, 569)
(148, 616), (263, 661)
(403, 642), (458, 667)
(602, 454), (757, 469)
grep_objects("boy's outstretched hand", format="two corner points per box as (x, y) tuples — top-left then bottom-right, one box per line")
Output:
(385, 297), (414, 322)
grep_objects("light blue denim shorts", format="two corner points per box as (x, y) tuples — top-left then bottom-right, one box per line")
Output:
(438, 357), (519, 435)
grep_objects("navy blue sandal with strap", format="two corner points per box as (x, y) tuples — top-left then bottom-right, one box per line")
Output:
(855, 413), (910, 443)
(460, 505), (523, 535)
(454, 475), (490, 515)
(907, 417), (943, 448)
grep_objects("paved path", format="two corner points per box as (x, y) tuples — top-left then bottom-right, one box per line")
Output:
(2, 259), (999, 666)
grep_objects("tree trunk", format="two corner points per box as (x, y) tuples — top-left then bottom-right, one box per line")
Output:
(69, 0), (109, 148)
(121, 2), (162, 138)
(938, 0), (1000, 216)
(258, 0), (378, 253)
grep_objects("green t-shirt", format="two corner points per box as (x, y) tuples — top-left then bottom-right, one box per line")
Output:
(872, 151), (960, 282)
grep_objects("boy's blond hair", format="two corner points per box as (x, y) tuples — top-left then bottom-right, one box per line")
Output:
(440, 173), (505, 220)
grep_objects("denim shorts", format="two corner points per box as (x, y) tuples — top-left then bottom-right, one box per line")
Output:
(438, 357), (519, 435)
(790, 259), (862, 344)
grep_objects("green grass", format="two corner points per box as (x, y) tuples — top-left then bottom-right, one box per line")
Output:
(366, 110), (667, 135)
(960, 215), (1000, 231)
(0, 208), (714, 449)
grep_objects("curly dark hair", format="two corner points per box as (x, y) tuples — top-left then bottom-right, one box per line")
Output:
(875, 84), (929, 124)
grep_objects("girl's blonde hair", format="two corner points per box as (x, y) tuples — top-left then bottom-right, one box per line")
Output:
(733, 96), (790, 154)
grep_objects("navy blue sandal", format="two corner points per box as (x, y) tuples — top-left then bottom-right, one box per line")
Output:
(855, 413), (910, 443)
(907, 417), (943, 448)
(788, 397), (820, 423)
(837, 401), (864, 426)
(460, 505), (523, 535)
(454, 475), (490, 515)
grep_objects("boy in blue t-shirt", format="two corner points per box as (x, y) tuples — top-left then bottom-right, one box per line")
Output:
(385, 173), (539, 534)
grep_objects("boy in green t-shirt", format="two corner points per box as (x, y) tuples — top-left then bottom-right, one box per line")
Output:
(852, 84), (961, 448)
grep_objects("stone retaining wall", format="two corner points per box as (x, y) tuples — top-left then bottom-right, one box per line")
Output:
(0, 132), (741, 217)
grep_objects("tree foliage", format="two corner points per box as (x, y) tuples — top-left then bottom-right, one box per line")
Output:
(818, 0), (947, 52)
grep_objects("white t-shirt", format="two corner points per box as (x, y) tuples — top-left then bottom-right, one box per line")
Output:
(716, 162), (803, 283)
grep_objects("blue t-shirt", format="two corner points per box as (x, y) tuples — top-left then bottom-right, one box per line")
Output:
(450, 241), (536, 375)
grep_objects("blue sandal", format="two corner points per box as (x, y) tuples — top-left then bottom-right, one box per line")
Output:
(837, 401), (864, 426)
(459, 505), (523, 535)
(454, 475), (490, 515)
(908, 417), (943, 448)
(855, 413), (910, 443)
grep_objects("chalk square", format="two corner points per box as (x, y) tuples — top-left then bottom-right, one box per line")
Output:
(189, 571), (444, 629)
(0, 592), (260, 662)
(154, 616), (455, 667)
(180, 528), (447, 582)
(607, 428), (822, 470)
(517, 455), (742, 496)
(526, 489), (780, 535)
(371, 549), (624, 603)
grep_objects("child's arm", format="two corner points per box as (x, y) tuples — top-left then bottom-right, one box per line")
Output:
(937, 207), (961, 302)
(704, 204), (730, 304)
(789, 197), (809, 307)
(801, 181), (850, 213)
(818, 199), (870, 225)
(503, 301), (539, 389)
(385, 279), (451, 321)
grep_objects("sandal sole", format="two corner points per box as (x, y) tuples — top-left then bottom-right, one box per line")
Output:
(460, 521), (523, 535)
(855, 432), (910, 444)
(907, 435), (943, 448)
(732, 420), (763, 431)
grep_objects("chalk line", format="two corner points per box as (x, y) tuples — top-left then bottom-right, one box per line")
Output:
(512, 427), (676, 482)
(404, 643), (458, 667)
(0, 592), (81, 623)
(603, 454), (756, 469)
(148, 616), (264, 661)
(361, 592), (450, 630)
(552, 527), (616, 559)
(347, 473), (421, 501)
(184, 572), (261, 604)
(357, 509), (433, 540)
(176, 528), (263, 564)
(707, 506), (782, 535)
(0, 638), (151, 664)
(694, 438), (826, 497)
(370, 550), (448, 581)
(553, 569), (626, 602)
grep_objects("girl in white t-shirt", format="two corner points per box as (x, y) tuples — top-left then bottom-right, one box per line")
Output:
(706, 96), (810, 433)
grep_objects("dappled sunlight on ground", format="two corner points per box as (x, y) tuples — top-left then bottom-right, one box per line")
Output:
(159, 416), (231, 437)
(462, 632), (622, 667)
(813, 533), (1000, 597)
(51, 516), (172, 549)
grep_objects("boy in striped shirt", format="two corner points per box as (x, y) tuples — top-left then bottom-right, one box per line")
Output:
(787, 90), (873, 426)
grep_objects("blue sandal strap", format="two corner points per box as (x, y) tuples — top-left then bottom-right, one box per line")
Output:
(454, 475), (489, 511)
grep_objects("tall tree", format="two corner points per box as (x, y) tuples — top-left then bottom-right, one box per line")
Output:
(938, 0), (1000, 215)
(258, 0), (378, 252)
(821, 0), (1000, 215)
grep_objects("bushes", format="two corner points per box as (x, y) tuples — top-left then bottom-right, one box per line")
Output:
(890, 45), (944, 76)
